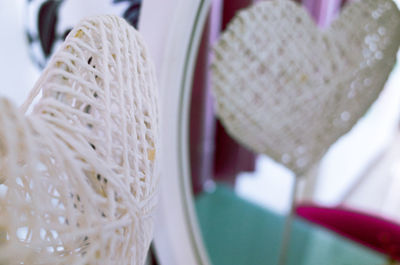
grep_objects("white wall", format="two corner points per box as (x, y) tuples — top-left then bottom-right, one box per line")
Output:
(0, 0), (39, 105)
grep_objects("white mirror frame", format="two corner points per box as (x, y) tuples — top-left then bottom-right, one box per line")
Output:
(139, 1), (212, 265)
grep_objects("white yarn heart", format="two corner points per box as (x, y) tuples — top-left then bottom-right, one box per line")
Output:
(212, 0), (400, 175)
(0, 15), (158, 265)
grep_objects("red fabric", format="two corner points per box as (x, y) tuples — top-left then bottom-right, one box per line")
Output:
(341, 0), (351, 8)
(221, 0), (253, 29)
(296, 204), (400, 261)
(190, 0), (224, 195)
(213, 122), (255, 185)
(212, 0), (256, 185)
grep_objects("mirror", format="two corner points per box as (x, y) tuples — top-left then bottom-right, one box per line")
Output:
(187, 0), (400, 265)
(142, 0), (400, 264)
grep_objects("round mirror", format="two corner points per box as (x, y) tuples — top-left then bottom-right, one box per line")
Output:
(141, 0), (400, 264)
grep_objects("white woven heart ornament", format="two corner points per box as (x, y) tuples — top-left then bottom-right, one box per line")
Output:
(0, 15), (158, 265)
(212, 0), (400, 175)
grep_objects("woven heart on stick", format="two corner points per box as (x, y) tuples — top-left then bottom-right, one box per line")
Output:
(0, 15), (158, 265)
(212, 0), (400, 175)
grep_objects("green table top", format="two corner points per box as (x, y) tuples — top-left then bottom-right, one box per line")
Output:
(195, 185), (386, 265)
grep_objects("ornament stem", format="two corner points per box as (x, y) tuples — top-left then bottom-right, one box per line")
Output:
(277, 174), (301, 265)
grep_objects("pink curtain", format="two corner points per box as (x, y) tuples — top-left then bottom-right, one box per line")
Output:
(303, 0), (343, 26)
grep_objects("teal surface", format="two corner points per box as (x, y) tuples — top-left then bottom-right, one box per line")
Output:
(195, 185), (386, 265)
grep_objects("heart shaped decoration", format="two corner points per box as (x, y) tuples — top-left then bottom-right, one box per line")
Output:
(0, 15), (158, 265)
(212, 0), (400, 175)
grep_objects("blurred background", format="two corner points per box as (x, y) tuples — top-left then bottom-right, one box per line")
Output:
(0, 0), (39, 105)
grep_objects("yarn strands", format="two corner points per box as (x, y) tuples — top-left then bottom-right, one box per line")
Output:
(0, 15), (159, 265)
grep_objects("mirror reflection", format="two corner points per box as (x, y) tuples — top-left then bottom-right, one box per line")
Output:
(190, 0), (400, 265)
